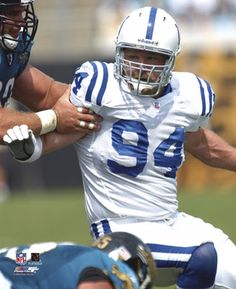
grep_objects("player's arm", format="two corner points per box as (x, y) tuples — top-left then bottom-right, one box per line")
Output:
(0, 65), (58, 143)
(8, 64), (101, 137)
(12, 64), (68, 110)
(0, 107), (42, 143)
(41, 130), (84, 155)
(0, 103), (101, 144)
(185, 127), (236, 171)
(3, 124), (87, 162)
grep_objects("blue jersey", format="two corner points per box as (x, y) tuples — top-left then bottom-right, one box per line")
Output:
(0, 242), (139, 289)
(0, 33), (32, 107)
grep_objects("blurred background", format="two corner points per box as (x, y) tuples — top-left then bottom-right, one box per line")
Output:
(0, 3), (236, 287)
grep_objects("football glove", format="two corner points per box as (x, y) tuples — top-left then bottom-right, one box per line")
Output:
(3, 125), (42, 162)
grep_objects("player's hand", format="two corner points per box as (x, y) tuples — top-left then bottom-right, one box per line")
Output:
(53, 87), (103, 134)
(3, 125), (36, 160)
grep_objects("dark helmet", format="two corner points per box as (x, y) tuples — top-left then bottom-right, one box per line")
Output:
(93, 232), (156, 289)
(0, 0), (38, 52)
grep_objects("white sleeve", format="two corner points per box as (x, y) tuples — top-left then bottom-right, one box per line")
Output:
(177, 73), (216, 132)
(70, 61), (110, 114)
(70, 61), (93, 108)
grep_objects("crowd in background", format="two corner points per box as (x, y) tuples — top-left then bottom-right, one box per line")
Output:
(31, 0), (236, 61)
(97, 0), (236, 52)
(100, 0), (236, 23)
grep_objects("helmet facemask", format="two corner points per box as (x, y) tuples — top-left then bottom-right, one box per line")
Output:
(0, 1), (38, 52)
(115, 46), (175, 98)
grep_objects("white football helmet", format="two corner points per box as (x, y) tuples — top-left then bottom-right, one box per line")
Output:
(114, 7), (181, 97)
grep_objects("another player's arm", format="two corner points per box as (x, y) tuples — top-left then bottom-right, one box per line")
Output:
(13, 64), (101, 135)
(185, 127), (236, 171)
(0, 65), (63, 142)
(0, 107), (42, 143)
(3, 125), (87, 162)
(41, 131), (85, 155)
(0, 65), (101, 143)
(12, 64), (68, 110)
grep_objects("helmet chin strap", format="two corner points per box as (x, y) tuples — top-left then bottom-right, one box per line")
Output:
(127, 79), (160, 97)
(0, 34), (18, 50)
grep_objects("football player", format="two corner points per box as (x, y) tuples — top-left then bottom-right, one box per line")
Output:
(0, 0), (101, 143)
(0, 232), (155, 289)
(4, 6), (236, 289)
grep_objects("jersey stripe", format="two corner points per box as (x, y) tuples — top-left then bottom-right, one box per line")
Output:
(147, 243), (197, 268)
(96, 62), (108, 106)
(91, 223), (99, 238)
(85, 62), (108, 106)
(85, 62), (98, 102)
(101, 219), (111, 233)
(146, 7), (157, 40)
(91, 219), (112, 239)
(204, 79), (215, 117)
(196, 77), (215, 117)
(196, 77), (206, 116)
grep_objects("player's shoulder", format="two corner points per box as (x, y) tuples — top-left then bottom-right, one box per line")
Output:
(74, 61), (114, 83)
(172, 71), (212, 90)
(79, 60), (113, 72)
(70, 61), (116, 109)
(172, 71), (215, 118)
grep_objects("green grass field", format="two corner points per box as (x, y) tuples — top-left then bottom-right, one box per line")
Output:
(1, 188), (236, 289)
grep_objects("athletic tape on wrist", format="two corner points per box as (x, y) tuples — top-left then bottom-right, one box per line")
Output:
(36, 109), (57, 135)
(18, 136), (43, 163)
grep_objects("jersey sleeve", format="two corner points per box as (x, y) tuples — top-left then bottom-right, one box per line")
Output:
(177, 72), (216, 132)
(70, 61), (110, 114)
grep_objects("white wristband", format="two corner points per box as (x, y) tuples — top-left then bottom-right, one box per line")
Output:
(18, 136), (43, 163)
(36, 109), (57, 135)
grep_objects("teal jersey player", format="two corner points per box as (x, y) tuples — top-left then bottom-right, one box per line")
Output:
(0, 241), (139, 289)
(0, 32), (32, 107)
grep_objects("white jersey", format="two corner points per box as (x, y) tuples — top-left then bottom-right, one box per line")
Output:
(70, 61), (215, 224)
